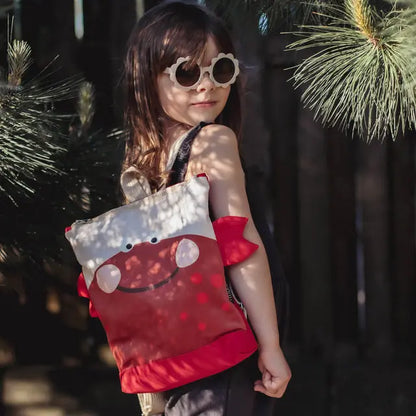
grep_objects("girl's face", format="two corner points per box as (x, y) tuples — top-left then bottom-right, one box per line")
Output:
(157, 37), (231, 128)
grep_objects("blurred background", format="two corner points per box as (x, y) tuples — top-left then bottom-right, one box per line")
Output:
(0, 0), (415, 415)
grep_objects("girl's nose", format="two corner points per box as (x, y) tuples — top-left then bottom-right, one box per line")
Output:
(196, 72), (215, 92)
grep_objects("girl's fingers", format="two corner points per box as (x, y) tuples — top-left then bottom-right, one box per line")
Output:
(254, 382), (286, 398)
(263, 370), (280, 394)
(262, 369), (272, 385)
(253, 371), (288, 397)
(253, 381), (267, 395)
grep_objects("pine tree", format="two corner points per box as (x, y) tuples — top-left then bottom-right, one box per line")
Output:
(210, 0), (416, 141)
(0, 32), (122, 296)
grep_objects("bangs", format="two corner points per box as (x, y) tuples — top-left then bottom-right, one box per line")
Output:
(159, 26), (208, 70)
(144, 2), (236, 72)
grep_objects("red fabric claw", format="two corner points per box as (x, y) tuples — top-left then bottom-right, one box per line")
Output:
(77, 273), (98, 318)
(213, 216), (259, 266)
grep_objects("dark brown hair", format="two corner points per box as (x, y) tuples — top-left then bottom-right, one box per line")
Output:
(122, 0), (242, 191)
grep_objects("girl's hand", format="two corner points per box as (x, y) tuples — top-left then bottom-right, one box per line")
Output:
(254, 346), (291, 398)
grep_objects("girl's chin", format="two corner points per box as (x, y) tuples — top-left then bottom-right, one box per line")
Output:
(165, 110), (219, 127)
(177, 115), (215, 127)
(188, 111), (220, 124)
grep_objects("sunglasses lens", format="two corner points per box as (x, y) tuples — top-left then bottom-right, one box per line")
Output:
(213, 57), (236, 85)
(175, 61), (201, 87)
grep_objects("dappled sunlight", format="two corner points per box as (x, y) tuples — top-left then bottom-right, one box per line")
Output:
(95, 239), (180, 293)
(183, 124), (250, 222)
(148, 260), (162, 276)
(84, 232), (246, 367)
(66, 175), (215, 290)
(125, 254), (141, 271)
(64, 164), (257, 393)
(65, 174), (249, 370)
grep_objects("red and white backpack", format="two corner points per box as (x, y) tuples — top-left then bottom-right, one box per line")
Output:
(65, 122), (258, 393)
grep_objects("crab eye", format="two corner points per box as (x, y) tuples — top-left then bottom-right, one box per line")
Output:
(122, 243), (133, 252)
(150, 237), (158, 244)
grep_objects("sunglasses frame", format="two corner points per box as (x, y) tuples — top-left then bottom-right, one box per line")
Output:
(163, 52), (240, 91)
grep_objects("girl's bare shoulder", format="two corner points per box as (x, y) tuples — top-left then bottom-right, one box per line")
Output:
(191, 123), (238, 157)
(187, 123), (241, 179)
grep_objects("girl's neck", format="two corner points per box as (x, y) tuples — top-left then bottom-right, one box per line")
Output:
(159, 119), (193, 172)
(163, 120), (193, 149)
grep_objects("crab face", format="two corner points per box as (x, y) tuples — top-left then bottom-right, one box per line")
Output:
(94, 237), (200, 294)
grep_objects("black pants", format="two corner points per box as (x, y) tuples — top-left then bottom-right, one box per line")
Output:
(158, 353), (276, 416)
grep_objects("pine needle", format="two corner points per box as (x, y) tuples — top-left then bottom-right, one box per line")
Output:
(1, 34), (85, 202)
(285, 0), (416, 141)
(347, 0), (376, 43)
(7, 40), (32, 86)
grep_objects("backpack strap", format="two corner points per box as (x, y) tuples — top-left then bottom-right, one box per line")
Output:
(167, 121), (212, 186)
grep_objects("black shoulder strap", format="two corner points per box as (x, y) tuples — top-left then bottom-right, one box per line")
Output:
(167, 121), (212, 186)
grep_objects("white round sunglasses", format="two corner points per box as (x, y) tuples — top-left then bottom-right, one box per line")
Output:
(163, 52), (240, 91)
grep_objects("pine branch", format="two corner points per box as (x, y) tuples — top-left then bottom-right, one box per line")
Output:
(0, 33), (85, 202)
(7, 40), (32, 86)
(347, 0), (377, 42)
(0, 25), (122, 268)
(285, 0), (416, 141)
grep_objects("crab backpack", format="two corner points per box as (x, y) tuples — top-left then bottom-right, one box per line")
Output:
(65, 122), (258, 394)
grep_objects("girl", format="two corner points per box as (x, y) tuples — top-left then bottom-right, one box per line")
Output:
(123, 1), (291, 414)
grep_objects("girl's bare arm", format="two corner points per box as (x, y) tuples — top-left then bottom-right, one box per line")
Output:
(187, 123), (291, 397)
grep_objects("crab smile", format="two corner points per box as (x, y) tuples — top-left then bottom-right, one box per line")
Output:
(116, 267), (180, 293)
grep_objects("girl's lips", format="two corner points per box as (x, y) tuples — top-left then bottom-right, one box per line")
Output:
(191, 101), (216, 107)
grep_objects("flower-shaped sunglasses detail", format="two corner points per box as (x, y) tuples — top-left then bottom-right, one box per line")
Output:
(163, 52), (240, 91)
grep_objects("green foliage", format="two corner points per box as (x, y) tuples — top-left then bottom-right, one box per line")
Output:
(0, 83), (124, 265)
(0, 38), (84, 202)
(285, 0), (416, 141)
(0, 35), (123, 267)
